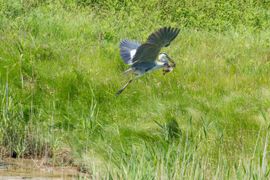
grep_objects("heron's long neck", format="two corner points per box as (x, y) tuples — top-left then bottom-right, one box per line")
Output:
(155, 60), (166, 69)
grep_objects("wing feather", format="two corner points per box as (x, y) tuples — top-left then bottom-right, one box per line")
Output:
(119, 40), (141, 64)
(132, 27), (180, 63)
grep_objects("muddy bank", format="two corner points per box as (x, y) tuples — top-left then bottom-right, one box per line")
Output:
(0, 158), (87, 179)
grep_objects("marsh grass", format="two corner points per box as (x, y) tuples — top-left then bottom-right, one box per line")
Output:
(0, 0), (270, 179)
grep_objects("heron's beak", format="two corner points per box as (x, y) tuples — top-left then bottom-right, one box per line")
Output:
(168, 57), (176, 67)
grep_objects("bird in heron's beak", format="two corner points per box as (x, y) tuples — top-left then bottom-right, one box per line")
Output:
(160, 53), (176, 75)
(168, 56), (176, 68)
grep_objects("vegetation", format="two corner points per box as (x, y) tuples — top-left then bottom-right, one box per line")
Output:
(0, 0), (270, 178)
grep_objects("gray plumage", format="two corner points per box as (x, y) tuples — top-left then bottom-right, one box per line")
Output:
(132, 27), (180, 63)
(120, 40), (141, 65)
(116, 27), (180, 96)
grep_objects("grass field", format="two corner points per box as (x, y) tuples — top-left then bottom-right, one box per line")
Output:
(0, 0), (270, 179)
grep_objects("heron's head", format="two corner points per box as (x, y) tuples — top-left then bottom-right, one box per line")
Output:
(158, 53), (175, 67)
(158, 53), (170, 65)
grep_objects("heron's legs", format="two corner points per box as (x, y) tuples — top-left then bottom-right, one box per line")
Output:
(115, 79), (134, 96)
(123, 68), (133, 75)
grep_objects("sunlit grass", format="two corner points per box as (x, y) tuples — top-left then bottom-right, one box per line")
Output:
(0, 0), (270, 178)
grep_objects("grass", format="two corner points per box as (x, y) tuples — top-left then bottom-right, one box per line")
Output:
(0, 0), (270, 179)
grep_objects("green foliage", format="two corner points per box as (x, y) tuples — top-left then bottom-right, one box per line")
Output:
(0, 0), (270, 178)
(74, 0), (270, 31)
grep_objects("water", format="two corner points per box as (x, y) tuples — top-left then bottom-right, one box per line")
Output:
(0, 159), (86, 179)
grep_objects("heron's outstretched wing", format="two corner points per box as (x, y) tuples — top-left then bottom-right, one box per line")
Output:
(132, 27), (180, 63)
(119, 40), (141, 65)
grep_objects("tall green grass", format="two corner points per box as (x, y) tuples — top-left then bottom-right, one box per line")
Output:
(0, 0), (270, 178)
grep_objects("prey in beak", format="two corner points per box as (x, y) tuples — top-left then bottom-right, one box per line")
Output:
(168, 56), (176, 67)
(163, 56), (176, 75)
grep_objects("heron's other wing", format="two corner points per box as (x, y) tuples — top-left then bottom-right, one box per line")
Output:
(120, 40), (141, 65)
(132, 27), (180, 63)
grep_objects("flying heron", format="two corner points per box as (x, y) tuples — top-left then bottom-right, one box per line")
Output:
(116, 27), (180, 96)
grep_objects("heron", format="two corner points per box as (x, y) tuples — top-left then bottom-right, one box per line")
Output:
(116, 27), (180, 96)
